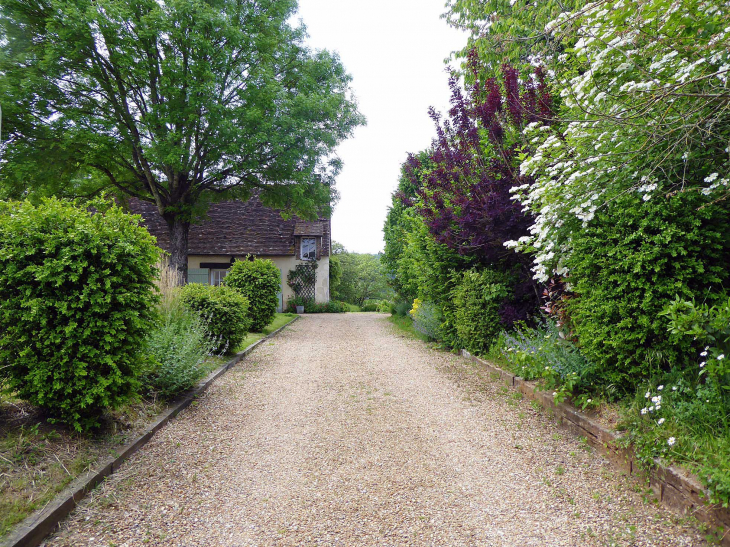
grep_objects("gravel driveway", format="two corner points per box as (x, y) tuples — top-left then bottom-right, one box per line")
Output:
(45, 314), (706, 546)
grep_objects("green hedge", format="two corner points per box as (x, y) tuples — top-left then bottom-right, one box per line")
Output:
(179, 284), (250, 353)
(451, 268), (510, 355)
(225, 258), (280, 331)
(567, 192), (730, 389)
(0, 197), (159, 431)
(285, 298), (348, 313)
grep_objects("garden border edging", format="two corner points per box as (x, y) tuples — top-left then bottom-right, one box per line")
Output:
(460, 349), (730, 544)
(1, 316), (300, 547)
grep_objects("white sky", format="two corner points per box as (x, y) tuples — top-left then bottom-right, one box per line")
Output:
(294, 0), (467, 254)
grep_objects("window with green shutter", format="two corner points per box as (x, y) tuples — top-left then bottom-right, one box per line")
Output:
(188, 268), (210, 284)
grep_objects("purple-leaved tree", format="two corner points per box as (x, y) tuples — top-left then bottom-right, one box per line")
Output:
(404, 57), (554, 325)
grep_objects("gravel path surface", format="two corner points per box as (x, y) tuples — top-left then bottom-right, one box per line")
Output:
(45, 314), (706, 546)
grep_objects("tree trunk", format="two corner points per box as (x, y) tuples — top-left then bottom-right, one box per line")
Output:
(165, 215), (190, 284)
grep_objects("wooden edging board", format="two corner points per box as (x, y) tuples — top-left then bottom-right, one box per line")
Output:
(459, 349), (730, 545)
(1, 316), (300, 547)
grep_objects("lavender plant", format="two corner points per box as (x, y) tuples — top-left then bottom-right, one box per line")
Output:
(144, 296), (220, 399)
(409, 299), (443, 341)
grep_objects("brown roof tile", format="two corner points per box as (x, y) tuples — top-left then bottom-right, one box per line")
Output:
(128, 196), (331, 257)
(293, 221), (324, 236)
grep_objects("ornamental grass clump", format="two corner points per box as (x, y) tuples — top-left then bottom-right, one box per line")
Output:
(143, 292), (219, 399)
(0, 197), (159, 432)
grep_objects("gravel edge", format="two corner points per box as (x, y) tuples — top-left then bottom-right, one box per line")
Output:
(461, 349), (730, 545)
(0, 316), (300, 547)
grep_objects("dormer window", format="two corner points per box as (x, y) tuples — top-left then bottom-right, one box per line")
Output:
(301, 237), (316, 260)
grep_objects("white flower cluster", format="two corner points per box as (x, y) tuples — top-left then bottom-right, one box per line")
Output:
(507, 0), (730, 282)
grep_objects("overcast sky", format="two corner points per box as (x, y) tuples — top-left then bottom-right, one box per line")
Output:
(294, 0), (467, 254)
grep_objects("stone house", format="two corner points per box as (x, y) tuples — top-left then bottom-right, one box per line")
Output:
(129, 195), (331, 311)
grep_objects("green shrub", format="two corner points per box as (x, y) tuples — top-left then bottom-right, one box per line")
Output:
(663, 295), (730, 385)
(451, 268), (510, 355)
(361, 299), (384, 312)
(566, 192), (730, 390)
(0, 197), (159, 431)
(144, 295), (216, 398)
(284, 298), (348, 313)
(391, 300), (411, 317)
(500, 320), (598, 405)
(409, 299), (442, 340)
(179, 284), (250, 353)
(225, 258), (281, 331)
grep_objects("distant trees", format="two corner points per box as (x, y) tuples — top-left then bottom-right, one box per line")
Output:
(330, 243), (391, 306)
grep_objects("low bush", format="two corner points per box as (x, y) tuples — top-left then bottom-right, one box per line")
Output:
(143, 296), (217, 398)
(225, 258), (281, 332)
(499, 320), (598, 406)
(179, 284), (250, 353)
(451, 268), (510, 355)
(361, 299), (387, 312)
(0, 197), (159, 432)
(391, 300), (411, 317)
(409, 299), (442, 340)
(285, 298), (348, 313)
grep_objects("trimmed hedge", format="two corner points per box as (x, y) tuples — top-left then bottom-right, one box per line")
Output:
(285, 299), (349, 313)
(567, 192), (730, 389)
(179, 284), (250, 353)
(225, 258), (281, 331)
(0, 197), (159, 431)
(451, 268), (510, 355)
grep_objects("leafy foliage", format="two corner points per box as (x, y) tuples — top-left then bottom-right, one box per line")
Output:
(620, 371), (730, 508)
(409, 299), (442, 341)
(284, 298), (348, 313)
(443, 0), (582, 79)
(512, 0), (730, 281)
(451, 268), (510, 355)
(179, 283), (250, 352)
(500, 320), (597, 405)
(144, 296), (216, 398)
(566, 192), (730, 390)
(331, 248), (392, 306)
(0, 197), (159, 431)
(224, 258), (280, 332)
(0, 0), (365, 275)
(663, 295), (730, 386)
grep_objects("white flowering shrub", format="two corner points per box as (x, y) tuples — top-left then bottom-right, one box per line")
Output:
(509, 0), (730, 281)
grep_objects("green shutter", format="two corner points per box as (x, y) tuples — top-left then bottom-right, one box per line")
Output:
(188, 268), (209, 285)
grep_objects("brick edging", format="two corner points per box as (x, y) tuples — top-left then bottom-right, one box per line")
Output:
(1, 316), (300, 547)
(460, 349), (730, 544)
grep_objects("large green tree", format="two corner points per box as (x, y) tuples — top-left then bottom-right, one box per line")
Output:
(444, 0), (582, 78)
(331, 245), (391, 306)
(0, 0), (364, 278)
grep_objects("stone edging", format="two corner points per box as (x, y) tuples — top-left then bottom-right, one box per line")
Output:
(1, 316), (300, 547)
(460, 349), (730, 545)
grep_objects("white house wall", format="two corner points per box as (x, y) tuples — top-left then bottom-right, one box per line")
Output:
(187, 255), (330, 306)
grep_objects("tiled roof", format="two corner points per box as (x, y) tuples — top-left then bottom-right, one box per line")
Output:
(128, 196), (330, 257)
(293, 221), (324, 236)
